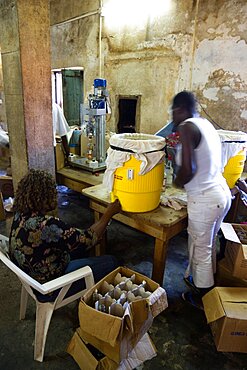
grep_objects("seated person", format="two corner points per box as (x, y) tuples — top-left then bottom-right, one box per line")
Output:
(9, 169), (121, 301)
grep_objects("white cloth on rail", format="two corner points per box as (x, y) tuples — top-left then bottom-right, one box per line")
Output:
(217, 129), (247, 170)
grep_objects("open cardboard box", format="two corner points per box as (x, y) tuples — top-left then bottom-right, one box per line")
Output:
(216, 258), (247, 288)
(202, 287), (247, 353)
(221, 223), (247, 280)
(78, 266), (168, 363)
(67, 329), (118, 370)
(67, 329), (157, 370)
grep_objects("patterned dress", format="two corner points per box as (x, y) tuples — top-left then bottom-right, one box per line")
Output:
(9, 212), (98, 284)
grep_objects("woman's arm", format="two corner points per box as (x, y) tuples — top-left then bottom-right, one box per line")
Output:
(90, 199), (122, 239)
(55, 199), (122, 254)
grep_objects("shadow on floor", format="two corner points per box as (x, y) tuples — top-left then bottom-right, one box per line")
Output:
(0, 187), (246, 370)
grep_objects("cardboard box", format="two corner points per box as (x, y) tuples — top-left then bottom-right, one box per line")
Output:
(119, 332), (157, 370)
(78, 266), (168, 363)
(202, 287), (247, 353)
(55, 141), (65, 170)
(216, 258), (247, 288)
(221, 223), (247, 279)
(77, 327), (124, 364)
(67, 329), (157, 370)
(67, 330), (118, 370)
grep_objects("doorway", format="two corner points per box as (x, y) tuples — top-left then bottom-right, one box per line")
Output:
(117, 96), (140, 133)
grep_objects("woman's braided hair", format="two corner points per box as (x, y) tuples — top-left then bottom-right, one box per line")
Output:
(13, 169), (57, 214)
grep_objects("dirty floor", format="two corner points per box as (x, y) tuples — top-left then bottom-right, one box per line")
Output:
(0, 186), (246, 370)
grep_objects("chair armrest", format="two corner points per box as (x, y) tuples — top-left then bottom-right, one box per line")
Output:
(0, 241), (94, 296)
(35, 266), (94, 295)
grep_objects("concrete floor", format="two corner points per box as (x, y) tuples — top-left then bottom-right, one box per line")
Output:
(0, 186), (246, 370)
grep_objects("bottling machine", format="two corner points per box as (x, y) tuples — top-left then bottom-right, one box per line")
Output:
(68, 78), (108, 172)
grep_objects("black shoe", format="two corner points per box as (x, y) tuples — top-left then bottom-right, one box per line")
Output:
(183, 275), (200, 294)
(181, 291), (204, 311)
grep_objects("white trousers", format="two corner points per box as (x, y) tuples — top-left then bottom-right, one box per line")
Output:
(185, 184), (232, 288)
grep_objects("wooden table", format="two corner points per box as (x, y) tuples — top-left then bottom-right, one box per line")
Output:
(82, 184), (188, 285)
(56, 167), (104, 192)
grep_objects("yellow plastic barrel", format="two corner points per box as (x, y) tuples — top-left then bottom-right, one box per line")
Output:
(217, 130), (247, 189)
(111, 155), (164, 213)
(223, 149), (246, 189)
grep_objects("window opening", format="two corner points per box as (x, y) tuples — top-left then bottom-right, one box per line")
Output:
(117, 97), (137, 133)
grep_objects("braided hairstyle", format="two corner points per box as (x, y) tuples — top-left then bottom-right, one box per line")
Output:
(13, 169), (57, 214)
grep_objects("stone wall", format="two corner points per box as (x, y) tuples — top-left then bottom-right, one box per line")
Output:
(191, 0), (247, 132)
(50, 0), (247, 135)
(0, 0), (55, 189)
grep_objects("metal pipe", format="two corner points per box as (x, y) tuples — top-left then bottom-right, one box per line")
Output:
(52, 9), (99, 27)
(99, 0), (103, 78)
(189, 0), (200, 90)
(95, 114), (106, 163)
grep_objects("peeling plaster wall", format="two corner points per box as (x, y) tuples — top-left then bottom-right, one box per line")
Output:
(50, 0), (247, 134)
(105, 51), (180, 133)
(50, 15), (99, 97)
(50, 0), (100, 102)
(192, 0), (247, 132)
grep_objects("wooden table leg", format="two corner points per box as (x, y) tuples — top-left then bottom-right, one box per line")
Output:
(93, 210), (106, 256)
(152, 237), (169, 285)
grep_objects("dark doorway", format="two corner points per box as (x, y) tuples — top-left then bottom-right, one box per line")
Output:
(117, 98), (137, 133)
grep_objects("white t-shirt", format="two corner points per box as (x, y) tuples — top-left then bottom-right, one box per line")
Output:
(52, 103), (71, 146)
(176, 117), (228, 195)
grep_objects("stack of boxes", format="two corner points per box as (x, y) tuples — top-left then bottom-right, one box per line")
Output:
(67, 266), (168, 369)
(203, 223), (247, 353)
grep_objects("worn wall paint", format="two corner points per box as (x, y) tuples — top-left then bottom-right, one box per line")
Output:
(50, 13), (100, 100)
(50, 0), (246, 135)
(50, 0), (95, 26)
(191, 1), (247, 132)
(105, 51), (180, 133)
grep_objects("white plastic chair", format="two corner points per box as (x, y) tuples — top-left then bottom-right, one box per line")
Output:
(0, 234), (95, 362)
